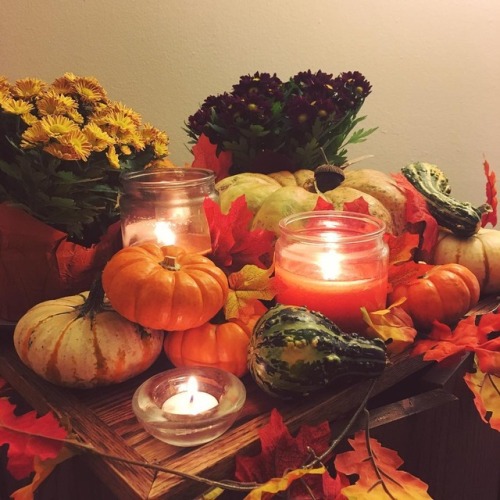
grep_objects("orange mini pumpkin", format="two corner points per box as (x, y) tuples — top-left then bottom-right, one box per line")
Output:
(388, 263), (480, 331)
(102, 243), (229, 331)
(163, 307), (265, 378)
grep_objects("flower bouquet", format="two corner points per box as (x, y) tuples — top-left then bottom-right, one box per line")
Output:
(186, 69), (377, 180)
(0, 73), (170, 321)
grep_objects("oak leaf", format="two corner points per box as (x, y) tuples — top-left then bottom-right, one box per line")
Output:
(334, 431), (431, 499)
(191, 133), (233, 182)
(235, 408), (340, 499)
(481, 159), (497, 228)
(225, 264), (276, 320)
(387, 231), (420, 266)
(0, 398), (69, 480)
(361, 298), (417, 354)
(464, 359), (500, 431)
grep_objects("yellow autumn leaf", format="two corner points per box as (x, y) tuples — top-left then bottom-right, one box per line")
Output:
(361, 298), (417, 354)
(464, 357), (500, 431)
(244, 467), (326, 500)
(225, 264), (276, 320)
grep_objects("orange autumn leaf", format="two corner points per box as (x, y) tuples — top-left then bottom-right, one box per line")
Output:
(334, 431), (431, 499)
(225, 264), (276, 320)
(481, 159), (497, 228)
(388, 260), (434, 292)
(244, 467), (327, 500)
(361, 298), (417, 355)
(464, 359), (500, 431)
(0, 398), (69, 480)
(387, 231), (420, 266)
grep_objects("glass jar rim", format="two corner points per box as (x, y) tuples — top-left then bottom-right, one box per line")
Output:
(278, 210), (386, 244)
(120, 167), (215, 188)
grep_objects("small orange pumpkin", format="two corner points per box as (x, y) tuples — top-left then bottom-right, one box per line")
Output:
(163, 305), (266, 377)
(102, 243), (229, 331)
(388, 263), (480, 331)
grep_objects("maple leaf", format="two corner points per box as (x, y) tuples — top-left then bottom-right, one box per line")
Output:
(392, 173), (439, 260)
(225, 264), (276, 320)
(343, 196), (371, 215)
(204, 196), (275, 272)
(412, 312), (500, 370)
(0, 398), (69, 480)
(388, 260), (434, 292)
(334, 431), (431, 499)
(464, 358), (500, 431)
(235, 408), (338, 499)
(387, 231), (420, 266)
(191, 133), (233, 182)
(481, 159), (497, 228)
(361, 298), (417, 355)
(313, 196), (334, 211)
(10, 446), (74, 500)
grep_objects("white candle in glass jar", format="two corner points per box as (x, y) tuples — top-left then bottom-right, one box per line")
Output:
(161, 376), (218, 415)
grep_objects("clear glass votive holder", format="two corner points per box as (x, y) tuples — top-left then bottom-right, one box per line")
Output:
(274, 210), (389, 333)
(132, 366), (246, 447)
(119, 168), (218, 254)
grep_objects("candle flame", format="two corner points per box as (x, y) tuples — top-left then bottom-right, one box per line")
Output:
(186, 376), (198, 398)
(319, 251), (342, 280)
(155, 221), (176, 245)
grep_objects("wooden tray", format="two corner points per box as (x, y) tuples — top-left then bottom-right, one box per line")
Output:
(2, 295), (498, 498)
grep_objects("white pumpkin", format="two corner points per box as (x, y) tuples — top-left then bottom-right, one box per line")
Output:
(432, 228), (500, 295)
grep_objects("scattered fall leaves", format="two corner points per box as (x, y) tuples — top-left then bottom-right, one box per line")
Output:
(334, 431), (432, 499)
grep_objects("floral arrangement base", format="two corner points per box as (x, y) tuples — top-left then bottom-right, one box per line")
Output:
(0, 203), (122, 322)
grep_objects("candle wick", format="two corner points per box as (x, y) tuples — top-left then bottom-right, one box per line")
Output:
(189, 394), (194, 404)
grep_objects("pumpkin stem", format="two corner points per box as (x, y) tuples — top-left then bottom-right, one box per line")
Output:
(77, 276), (106, 319)
(162, 255), (179, 271)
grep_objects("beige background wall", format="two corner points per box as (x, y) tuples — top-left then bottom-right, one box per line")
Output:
(1, 0), (499, 205)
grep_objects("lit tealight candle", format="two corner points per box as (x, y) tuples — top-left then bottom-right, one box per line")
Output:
(161, 376), (219, 415)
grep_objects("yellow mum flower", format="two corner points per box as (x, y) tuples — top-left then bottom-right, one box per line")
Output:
(36, 91), (78, 117)
(51, 73), (77, 95)
(21, 112), (39, 126)
(105, 101), (142, 126)
(0, 96), (34, 115)
(20, 121), (50, 147)
(83, 122), (114, 152)
(96, 110), (145, 150)
(73, 76), (107, 104)
(106, 144), (120, 169)
(40, 115), (80, 138)
(12, 78), (45, 99)
(44, 130), (92, 161)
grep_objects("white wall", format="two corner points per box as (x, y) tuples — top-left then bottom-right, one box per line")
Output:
(1, 0), (499, 205)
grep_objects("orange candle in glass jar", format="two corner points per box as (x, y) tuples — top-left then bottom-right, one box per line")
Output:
(274, 211), (389, 333)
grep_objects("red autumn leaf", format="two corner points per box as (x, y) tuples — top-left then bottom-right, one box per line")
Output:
(313, 196), (334, 211)
(204, 196), (275, 272)
(0, 377), (7, 390)
(464, 360), (500, 431)
(482, 159), (498, 228)
(392, 173), (439, 260)
(0, 398), (68, 480)
(334, 431), (431, 499)
(191, 133), (233, 182)
(235, 408), (338, 499)
(342, 196), (371, 215)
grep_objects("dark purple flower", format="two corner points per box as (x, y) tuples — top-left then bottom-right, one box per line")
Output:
(333, 71), (372, 112)
(232, 72), (284, 101)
